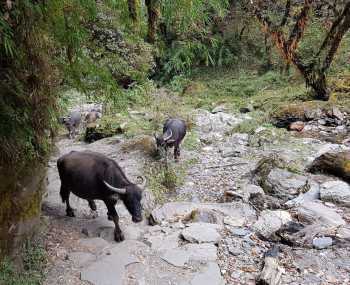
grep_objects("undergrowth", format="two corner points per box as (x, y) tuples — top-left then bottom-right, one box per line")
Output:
(0, 240), (46, 285)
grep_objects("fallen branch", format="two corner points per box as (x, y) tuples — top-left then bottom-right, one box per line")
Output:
(256, 246), (284, 285)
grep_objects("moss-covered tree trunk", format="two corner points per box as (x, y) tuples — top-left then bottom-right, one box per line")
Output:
(145, 0), (160, 43)
(128, 0), (141, 32)
(0, 1), (57, 262)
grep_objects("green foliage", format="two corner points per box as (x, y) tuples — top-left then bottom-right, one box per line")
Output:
(0, 241), (46, 285)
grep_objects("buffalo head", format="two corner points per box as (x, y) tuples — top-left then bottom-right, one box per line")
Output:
(103, 176), (146, 223)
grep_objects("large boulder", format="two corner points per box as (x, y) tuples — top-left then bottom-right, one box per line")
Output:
(308, 152), (350, 183)
(320, 180), (350, 207)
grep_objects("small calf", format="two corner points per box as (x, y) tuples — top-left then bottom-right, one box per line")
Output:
(155, 118), (187, 160)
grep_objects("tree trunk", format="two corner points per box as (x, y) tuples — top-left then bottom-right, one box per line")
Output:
(145, 0), (160, 43)
(128, 0), (141, 32)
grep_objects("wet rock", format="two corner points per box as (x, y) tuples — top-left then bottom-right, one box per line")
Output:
(190, 262), (225, 285)
(313, 237), (333, 249)
(295, 201), (345, 226)
(320, 180), (350, 207)
(252, 210), (292, 239)
(181, 223), (222, 244)
(289, 121), (305, 132)
(265, 168), (309, 201)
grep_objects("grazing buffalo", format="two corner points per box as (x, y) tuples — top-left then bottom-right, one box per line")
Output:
(155, 118), (187, 160)
(85, 111), (102, 124)
(62, 111), (81, 139)
(57, 151), (145, 242)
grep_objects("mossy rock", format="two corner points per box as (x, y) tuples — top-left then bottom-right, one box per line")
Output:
(251, 154), (287, 190)
(84, 116), (125, 143)
(120, 135), (157, 156)
(271, 101), (327, 128)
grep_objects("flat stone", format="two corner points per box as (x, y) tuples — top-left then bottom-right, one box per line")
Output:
(181, 223), (222, 244)
(313, 237), (333, 249)
(145, 231), (180, 251)
(161, 249), (190, 267)
(289, 121), (305, 132)
(295, 201), (345, 227)
(223, 216), (246, 227)
(184, 243), (217, 261)
(252, 210), (292, 239)
(78, 237), (110, 254)
(320, 180), (350, 207)
(190, 262), (225, 285)
(231, 228), (250, 237)
(80, 240), (144, 285)
(69, 252), (96, 268)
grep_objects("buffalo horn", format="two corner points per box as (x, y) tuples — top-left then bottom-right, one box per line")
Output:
(137, 176), (147, 190)
(163, 129), (172, 141)
(103, 181), (126, 194)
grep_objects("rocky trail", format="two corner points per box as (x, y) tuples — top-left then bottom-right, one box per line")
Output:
(43, 103), (350, 285)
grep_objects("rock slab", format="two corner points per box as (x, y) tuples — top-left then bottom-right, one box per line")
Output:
(181, 223), (221, 244)
(320, 180), (350, 207)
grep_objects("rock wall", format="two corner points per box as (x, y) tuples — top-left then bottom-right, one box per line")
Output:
(0, 165), (47, 263)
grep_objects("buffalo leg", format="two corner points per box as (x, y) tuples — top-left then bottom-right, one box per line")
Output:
(88, 200), (97, 211)
(60, 186), (75, 217)
(65, 195), (75, 217)
(104, 200), (124, 242)
(174, 144), (180, 160)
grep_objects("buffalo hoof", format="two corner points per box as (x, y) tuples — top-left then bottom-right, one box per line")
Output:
(114, 231), (125, 242)
(88, 200), (97, 211)
(66, 208), (75, 217)
(107, 213), (113, 221)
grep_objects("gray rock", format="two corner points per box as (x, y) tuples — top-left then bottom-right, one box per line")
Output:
(336, 227), (350, 241)
(220, 145), (247, 158)
(295, 201), (345, 227)
(231, 228), (250, 237)
(313, 237), (333, 249)
(181, 223), (222, 244)
(161, 249), (190, 267)
(265, 168), (309, 201)
(285, 181), (320, 207)
(252, 210), (292, 239)
(160, 243), (217, 268)
(229, 133), (249, 146)
(184, 243), (217, 261)
(150, 202), (256, 226)
(190, 262), (225, 285)
(69, 252), (96, 268)
(80, 240), (144, 285)
(78, 237), (110, 254)
(320, 180), (350, 207)
(145, 231), (180, 251)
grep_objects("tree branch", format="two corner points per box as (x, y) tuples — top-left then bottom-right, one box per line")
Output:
(280, 0), (291, 27)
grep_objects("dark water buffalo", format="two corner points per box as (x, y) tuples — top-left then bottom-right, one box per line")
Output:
(57, 151), (145, 242)
(62, 111), (81, 139)
(155, 118), (187, 160)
